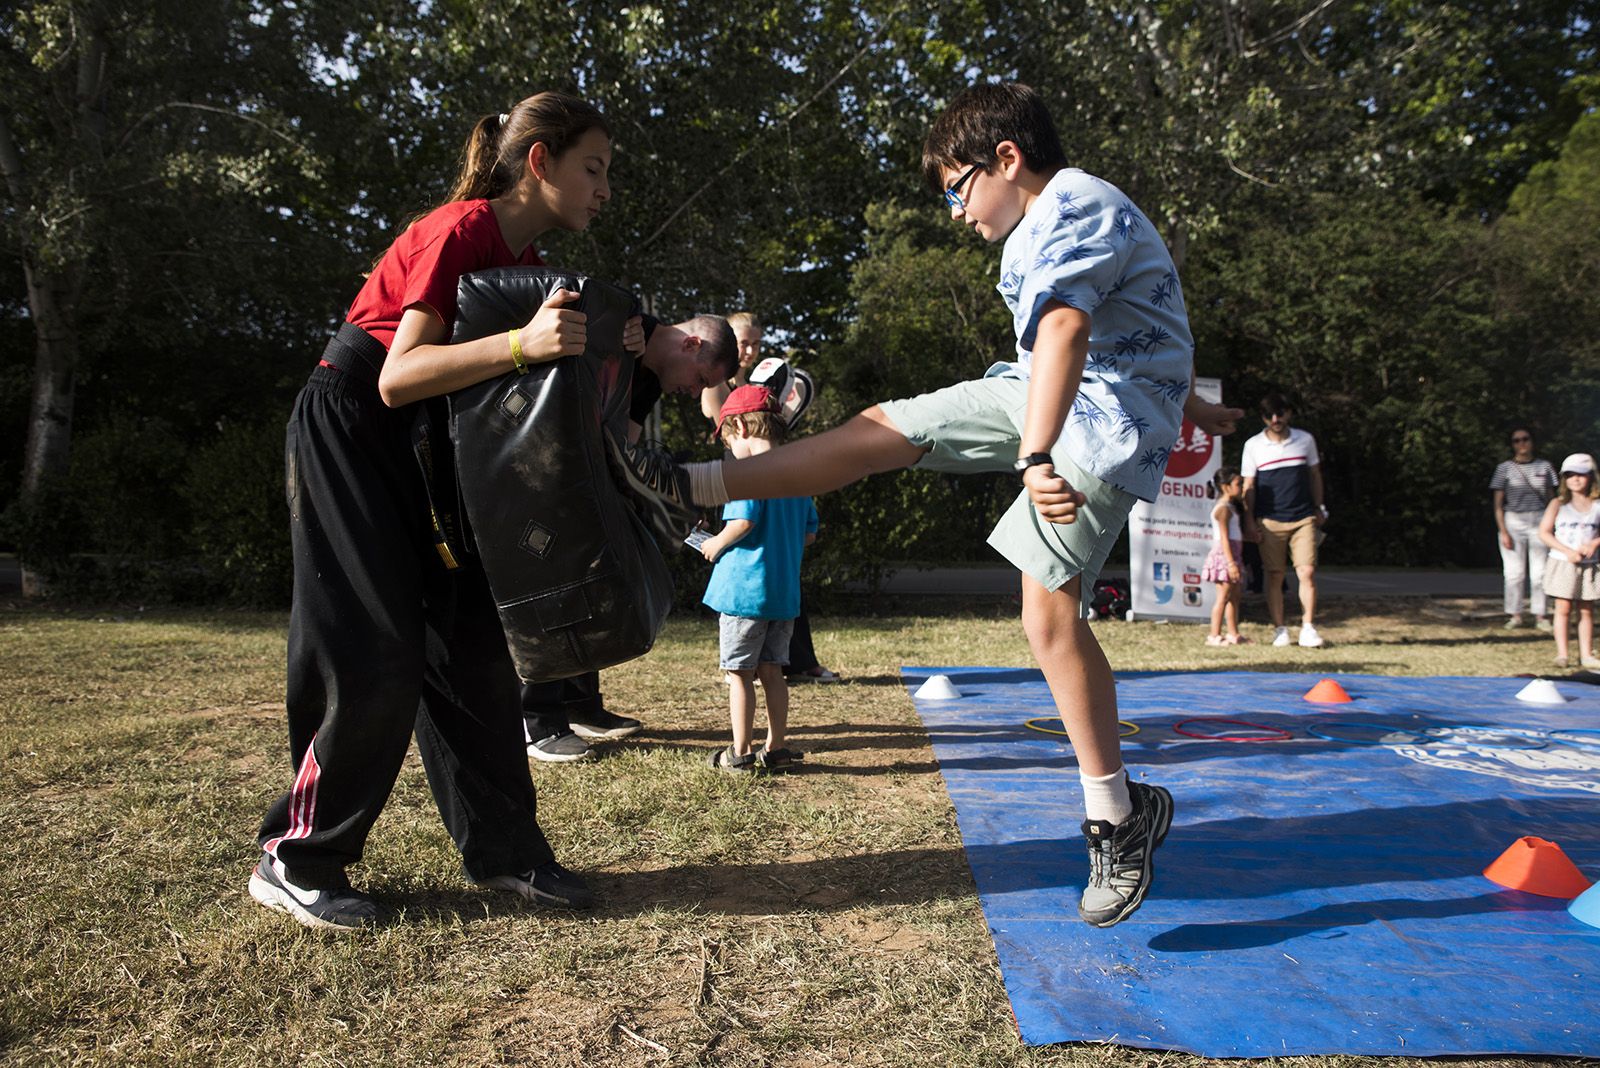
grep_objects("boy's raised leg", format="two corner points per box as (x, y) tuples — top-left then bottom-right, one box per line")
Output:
(720, 406), (926, 501)
(1021, 573), (1173, 927)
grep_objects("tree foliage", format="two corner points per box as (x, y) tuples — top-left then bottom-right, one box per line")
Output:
(3, 0), (1598, 600)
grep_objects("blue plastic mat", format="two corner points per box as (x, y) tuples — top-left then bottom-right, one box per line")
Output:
(902, 667), (1600, 1056)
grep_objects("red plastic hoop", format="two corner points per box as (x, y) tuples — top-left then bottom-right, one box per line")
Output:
(1172, 716), (1292, 742)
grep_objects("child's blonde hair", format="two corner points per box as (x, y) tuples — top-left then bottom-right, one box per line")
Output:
(1558, 471), (1599, 503)
(720, 410), (787, 444)
(727, 311), (762, 333)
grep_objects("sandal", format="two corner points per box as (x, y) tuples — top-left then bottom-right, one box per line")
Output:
(707, 746), (757, 772)
(755, 745), (806, 771)
(1225, 634), (1251, 645)
(1204, 634), (1227, 647)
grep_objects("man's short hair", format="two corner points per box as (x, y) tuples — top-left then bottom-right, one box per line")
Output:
(922, 82), (1069, 195)
(1259, 392), (1294, 418)
(685, 314), (738, 380)
(727, 311), (761, 334)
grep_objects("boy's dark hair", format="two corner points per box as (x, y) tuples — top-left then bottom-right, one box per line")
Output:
(1258, 392), (1293, 417)
(686, 315), (739, 380)
(921, 82), (1069, 195)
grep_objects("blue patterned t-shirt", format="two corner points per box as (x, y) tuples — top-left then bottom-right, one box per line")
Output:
(992, 168), (1193, 502)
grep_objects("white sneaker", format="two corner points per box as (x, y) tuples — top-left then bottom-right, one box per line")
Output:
(1298, 623), (1324, 648)
(1271, 627), (1291, 647)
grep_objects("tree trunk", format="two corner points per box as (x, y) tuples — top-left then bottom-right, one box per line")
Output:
(17, 262), (81, 597)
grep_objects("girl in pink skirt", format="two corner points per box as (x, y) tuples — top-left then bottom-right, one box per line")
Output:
(1204, 467), (1248, 646)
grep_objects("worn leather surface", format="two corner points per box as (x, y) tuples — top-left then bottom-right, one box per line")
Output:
(448, 266), (672, 682)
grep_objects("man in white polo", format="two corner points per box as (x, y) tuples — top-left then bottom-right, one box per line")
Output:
(1242, 392), (1326, 647)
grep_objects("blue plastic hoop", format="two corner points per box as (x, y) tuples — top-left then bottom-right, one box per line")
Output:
(1548, 728), (1600, 748)
(1173, 717), (1292, 742)
(1415, 728), (1548, 751)
(1306, 721), (1429, 746)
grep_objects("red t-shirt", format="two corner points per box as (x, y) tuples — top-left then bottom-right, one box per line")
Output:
(344, 199), (542, 351)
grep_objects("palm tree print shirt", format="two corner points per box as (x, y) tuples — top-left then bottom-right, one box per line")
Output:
(992, 168), (1193, 502)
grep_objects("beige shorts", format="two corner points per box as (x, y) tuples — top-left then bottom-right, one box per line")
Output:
(1259, 515), (1319, 572)
(1542, 556), (1600, 602)
(876, 376), (1136, 613)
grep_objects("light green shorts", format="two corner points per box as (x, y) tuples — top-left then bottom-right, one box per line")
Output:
(878, 376), (1136, 610)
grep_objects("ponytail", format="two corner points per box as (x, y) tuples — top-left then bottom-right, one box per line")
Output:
(444, 91), (612, 204)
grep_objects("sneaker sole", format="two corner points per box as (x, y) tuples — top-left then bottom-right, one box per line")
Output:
(569, 722), (642, 741)
(247, 873), (369, 933)
(526, 744), (596, 763)
(605, 436), (698, 539)
(473, 874), (594, 910)
(1080, 785), (1175, 928)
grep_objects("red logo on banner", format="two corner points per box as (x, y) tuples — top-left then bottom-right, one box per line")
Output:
(1165, 418), (1214, 479)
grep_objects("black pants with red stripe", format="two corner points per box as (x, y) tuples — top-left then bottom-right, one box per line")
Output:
(258, 357), (554, 890)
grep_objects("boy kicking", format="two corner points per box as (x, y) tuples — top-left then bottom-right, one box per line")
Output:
(623, 82), (1227, 925)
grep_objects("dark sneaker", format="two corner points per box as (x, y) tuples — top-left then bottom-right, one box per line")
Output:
(473, 860), (596, 909)
(568, 707), (643, 741)
(606, 436), (699, 543)
(248, 854), (377, 932)
(1077, 780), (1174, 928)
(527, 730), (595, 763)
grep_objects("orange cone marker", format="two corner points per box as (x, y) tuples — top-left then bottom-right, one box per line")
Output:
(1483, 836), (1594, 898)
(1302, 678), (1353, 703)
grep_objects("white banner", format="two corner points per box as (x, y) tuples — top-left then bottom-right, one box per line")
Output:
(1128, 376), (1223, 622)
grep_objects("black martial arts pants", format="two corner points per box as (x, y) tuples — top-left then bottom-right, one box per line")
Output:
(258, 346), (553, 890)
(521, 671), (603, 741)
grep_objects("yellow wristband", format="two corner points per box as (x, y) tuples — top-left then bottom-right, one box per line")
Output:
(508, 328), (527, 375)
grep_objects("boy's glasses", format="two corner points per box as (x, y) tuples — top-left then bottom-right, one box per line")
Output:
(1511, 435), (1531, 443)
(943, 164), (982, 210)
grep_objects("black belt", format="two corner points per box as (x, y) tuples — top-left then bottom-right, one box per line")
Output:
(318, 322), (387, 385)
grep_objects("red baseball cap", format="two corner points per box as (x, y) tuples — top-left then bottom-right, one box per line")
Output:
(714, 385), (777, 438)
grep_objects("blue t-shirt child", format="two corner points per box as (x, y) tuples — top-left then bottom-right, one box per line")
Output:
(991, 167), (1193, 502)
(702, 497), (819, 620)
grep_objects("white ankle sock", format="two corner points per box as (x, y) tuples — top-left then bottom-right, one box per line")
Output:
(1080, 767), (1133, 824)
(686, 460), (729, 506)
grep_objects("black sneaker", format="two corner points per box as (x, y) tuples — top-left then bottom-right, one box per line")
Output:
(606, 436), (700, 543)
(248, 854), (378, 932)
(569, 707), (643, 741)
(1077, 780), (1174, 928)
(473, 860), (596, 909)
(527, 730), (595, 763)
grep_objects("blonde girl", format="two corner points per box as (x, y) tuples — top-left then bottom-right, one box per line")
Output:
(1538, 453), (1600, 668)
(1203, 467), (1248, 645)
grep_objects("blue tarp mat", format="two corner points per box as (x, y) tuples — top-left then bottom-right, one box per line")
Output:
(902, 667), (1600, 1056)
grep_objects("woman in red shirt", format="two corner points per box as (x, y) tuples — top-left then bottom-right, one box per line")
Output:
(251, 91), (633, 931)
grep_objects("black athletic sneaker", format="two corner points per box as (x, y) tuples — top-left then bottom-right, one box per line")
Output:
(568, 707), (643, 741)
(1077, 780), (1174, 928)
(606, 436), (699, 543)
(248, 854), (378, 932)
(473, 860), (596, 909)
(527, 730), (595, 763)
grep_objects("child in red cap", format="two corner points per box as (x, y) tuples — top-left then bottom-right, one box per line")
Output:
(698, 386), (819, 771)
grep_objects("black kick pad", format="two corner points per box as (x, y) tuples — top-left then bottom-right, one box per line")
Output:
(448, 266), (673, 682)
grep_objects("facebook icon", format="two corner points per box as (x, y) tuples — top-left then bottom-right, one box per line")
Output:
(1153, 562), (1171, 582)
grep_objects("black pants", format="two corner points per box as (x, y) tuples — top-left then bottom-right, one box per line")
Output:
(258, 355), (553, 889)
(787, 604), (819, 674)
(521, 671), (602, 741)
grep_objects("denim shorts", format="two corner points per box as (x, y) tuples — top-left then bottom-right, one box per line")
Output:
(719, 614), (795, 671)
(878, 376), (1136, 612)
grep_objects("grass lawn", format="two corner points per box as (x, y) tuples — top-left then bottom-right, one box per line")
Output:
(0, 593), (1578, 1067)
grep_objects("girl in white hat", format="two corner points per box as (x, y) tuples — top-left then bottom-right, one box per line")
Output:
(1538, 453), (1600, 668)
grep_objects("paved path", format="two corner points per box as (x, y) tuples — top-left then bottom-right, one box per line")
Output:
(0, 553), (1499, 599)
(870, 565), (1500, 598)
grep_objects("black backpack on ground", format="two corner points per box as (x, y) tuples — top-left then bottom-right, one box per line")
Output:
(1090, 577), (1130, 621)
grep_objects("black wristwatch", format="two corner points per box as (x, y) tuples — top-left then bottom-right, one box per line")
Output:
(1013, 452), (1053, 478)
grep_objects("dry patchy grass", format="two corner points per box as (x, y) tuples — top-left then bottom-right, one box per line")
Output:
(0, 595), (1583, 1067)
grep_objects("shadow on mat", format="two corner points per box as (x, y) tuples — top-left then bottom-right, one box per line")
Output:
(1147, 890), (1568, 952)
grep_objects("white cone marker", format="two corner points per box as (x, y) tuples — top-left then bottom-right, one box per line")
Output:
(1515, 678), (1567, 705)
(914, 674), (962, 700)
